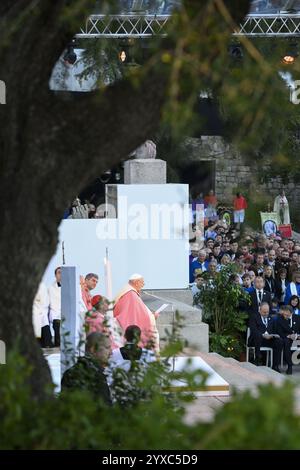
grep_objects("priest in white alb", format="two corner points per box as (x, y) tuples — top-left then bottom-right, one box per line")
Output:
(113, 274), (160, 354)
(273, 190), (290, 225)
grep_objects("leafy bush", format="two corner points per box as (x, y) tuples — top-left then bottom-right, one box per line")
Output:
(194, 266), (249, 358)
(1, 349), (300, 449)
(0, 341), (204, 450)
(195, 383), (300, 450)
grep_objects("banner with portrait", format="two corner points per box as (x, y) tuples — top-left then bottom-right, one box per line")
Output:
(260, 212), (280, 237)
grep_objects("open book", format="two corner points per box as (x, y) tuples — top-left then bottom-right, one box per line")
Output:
(155, 304), (169, 316)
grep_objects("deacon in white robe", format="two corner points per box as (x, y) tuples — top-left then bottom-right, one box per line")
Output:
(274, 190), (290, 225)
(32, 282), (51, 346)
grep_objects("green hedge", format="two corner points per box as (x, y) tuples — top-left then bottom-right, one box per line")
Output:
(1, 350), (300, 450)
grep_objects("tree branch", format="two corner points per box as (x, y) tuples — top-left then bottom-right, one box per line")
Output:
(25, 69), (167, 210)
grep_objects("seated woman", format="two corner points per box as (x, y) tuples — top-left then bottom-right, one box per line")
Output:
(85, 295), (109, 334)
(289, 295), (300, 316)
(85, 295), (123, 350)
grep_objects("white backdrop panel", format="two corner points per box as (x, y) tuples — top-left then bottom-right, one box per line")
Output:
(42, 184), (189, 296)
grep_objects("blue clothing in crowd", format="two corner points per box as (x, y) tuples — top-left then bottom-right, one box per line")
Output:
(190, 259), (210, 283)
(284, 282), (300, 305)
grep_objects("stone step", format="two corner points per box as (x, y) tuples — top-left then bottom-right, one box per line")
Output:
(183, 351), (277, 424)
(205, 352), (283, 381)
(145, 289), (193, 306)
(238, 360), (264, 373)
(221, 356), (241, 366)
(142, 292), (208, 352)
(234, 358), (284, 383)
(184, 349), (300, 424)
(197, 352), (284, 393)
(238, 361), (284, 384)
(258, 366), (286, 383)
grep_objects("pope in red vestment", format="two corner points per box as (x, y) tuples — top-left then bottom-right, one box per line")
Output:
(113, 274), (160, 353)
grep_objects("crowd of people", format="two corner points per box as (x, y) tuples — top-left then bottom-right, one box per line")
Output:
(35, 183), (300, 384)
(63, 197), (105, 219)
(191, 189), (248, 230)
(189, 201), (300, 374)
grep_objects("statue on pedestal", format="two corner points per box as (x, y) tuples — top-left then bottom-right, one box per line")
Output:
(131, 140), (157, 159)
(125, 140), (166, 184)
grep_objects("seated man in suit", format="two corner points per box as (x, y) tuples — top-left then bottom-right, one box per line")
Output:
(248, 276), (272, 316)
(248, 302), (283, 372)
(274, 305), (300, 375)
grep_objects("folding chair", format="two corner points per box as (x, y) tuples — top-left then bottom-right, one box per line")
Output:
(281, 342), (300, 368)
(246, 327), (273, 368)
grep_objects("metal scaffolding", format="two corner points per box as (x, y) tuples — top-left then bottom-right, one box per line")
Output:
(234, 13), (300, 37)
(76, 13), (300, 38)
(76, 14), (170, 38)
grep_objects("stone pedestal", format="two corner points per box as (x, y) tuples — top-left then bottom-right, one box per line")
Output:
(142, 291), (209, 352)
(124, 159), (167, 184)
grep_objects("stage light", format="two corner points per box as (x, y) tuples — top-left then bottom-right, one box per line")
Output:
(119, 50), (127, 62)
(228, 44), (243, 60)
(282, 42), (298, 65)
(282, 54), (296, 65)
(63, 42), (77, 65)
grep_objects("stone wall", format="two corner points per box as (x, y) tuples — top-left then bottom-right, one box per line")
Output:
(184, 136), (300, 219)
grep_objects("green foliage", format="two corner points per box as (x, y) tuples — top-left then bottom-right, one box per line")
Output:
(155, 127), (189, 183)
(194, 267), (249, 358)
(2, 349), (300, 450)
(0, 346), (200, 450)
(221, 37), (300, 183)
(196, 383), (300, 450)
(78, 38), (123, 86)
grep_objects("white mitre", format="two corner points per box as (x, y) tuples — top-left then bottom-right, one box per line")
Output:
(129, 273), (143, 281)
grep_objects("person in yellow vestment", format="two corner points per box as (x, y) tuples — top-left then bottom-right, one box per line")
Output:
(113, 274), (160, 354)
